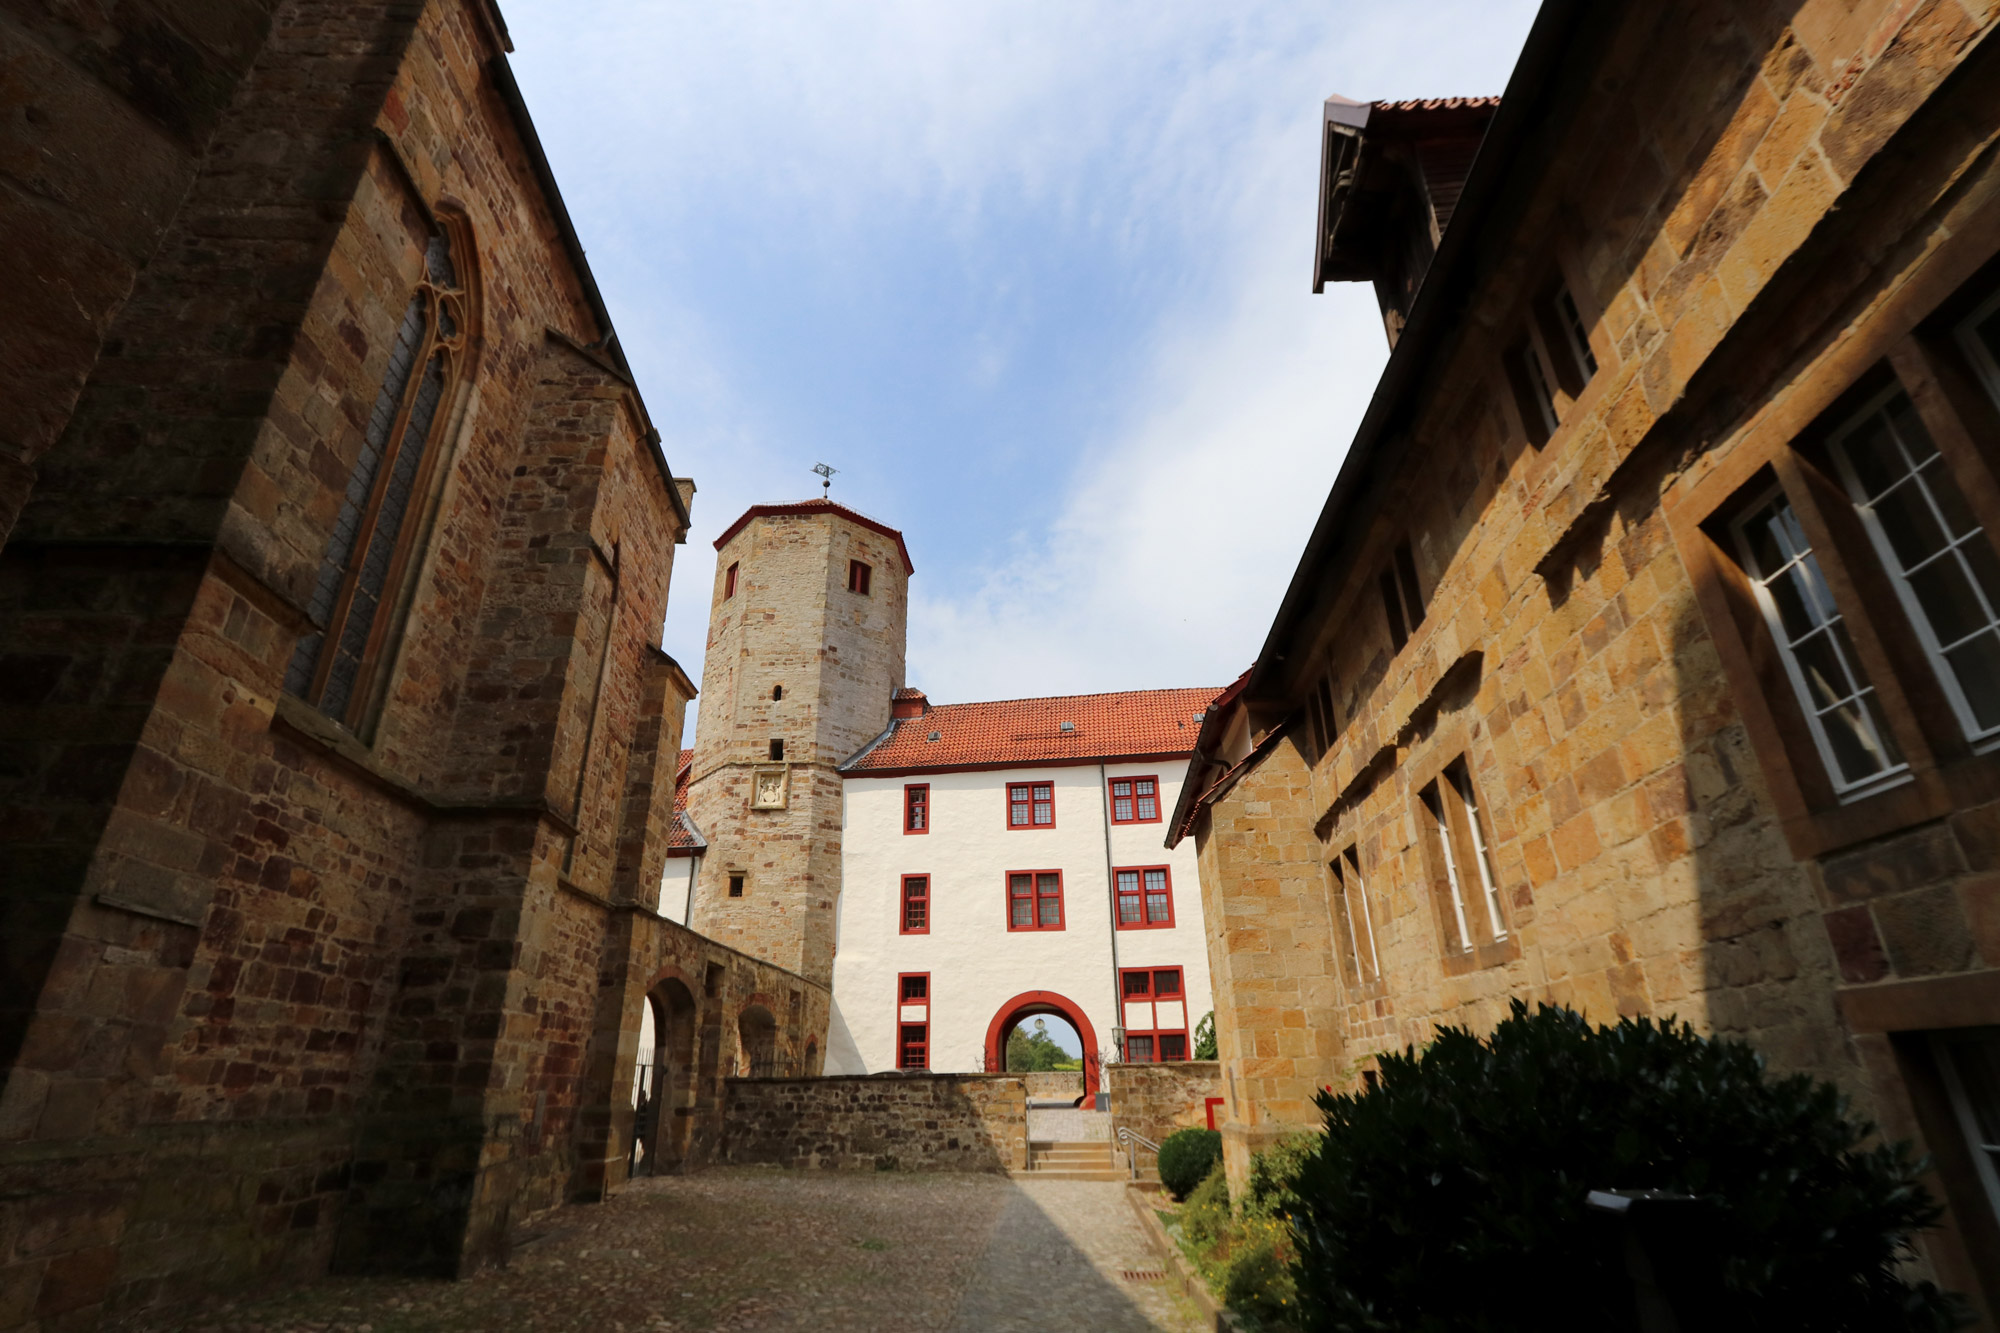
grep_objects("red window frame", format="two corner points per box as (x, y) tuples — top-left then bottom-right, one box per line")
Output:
(897, 972), (929, 1070)
(900, 874), (929, 934)
(724, 561), (738, 598)
(1114, 864), (1175, 929)
(1119, 966), (1189, 1063)
(848, 559), (872, 595)
(1109, 774), (1162, 824)
(1005, 870), (1065, 931)
(904, 783), (929, 834)
(1007, 781), (1056, 829)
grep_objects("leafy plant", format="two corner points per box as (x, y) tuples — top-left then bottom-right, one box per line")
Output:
(1195, 1010), (1218, 1060)
(1289, 1000), (1965, 1332)
(1174, 1157), (1300, 1329)
(1243, 1131), (1316, 1222)
(1158, 1126), (1223, 1201)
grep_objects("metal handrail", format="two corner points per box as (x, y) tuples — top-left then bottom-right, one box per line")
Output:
(1115, 1125), (1161, 1179)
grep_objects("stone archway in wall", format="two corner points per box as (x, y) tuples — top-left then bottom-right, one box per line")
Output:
(984, 990), (1101, 1109)
(636, 978), (698, 1176)
(737, 1003), (778, 1078)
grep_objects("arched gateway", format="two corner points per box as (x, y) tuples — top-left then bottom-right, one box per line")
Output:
(984, 990), (1101, 1108)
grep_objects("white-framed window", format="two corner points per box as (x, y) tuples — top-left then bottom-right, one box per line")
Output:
(1447, 760), (1506, 943)
(1730, 485), (1907, 799)
(1329, 848), (1380, 983)
(1932, 1028), (2000, 1233)
(1956, 283), (2000, 409)
(1829, 385), (2000, 747)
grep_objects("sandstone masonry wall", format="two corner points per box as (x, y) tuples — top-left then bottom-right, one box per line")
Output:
(1192, 0), (2000, 1310)
(722, 1073), (1027, 1173)
(0, 0), (744, 1325)
(1107, 1061), (1222, 1179)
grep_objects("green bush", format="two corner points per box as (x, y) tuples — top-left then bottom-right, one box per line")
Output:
(1157, 1126), (1223, 1201)
(1290, 1000), (1964, 1332)
(1194, 1010), (1217, 1060)
(1242, 1131), (1315, 1222)
(1180, 1161), (1233, 1253)
(1174, 1159), (1300, 1329)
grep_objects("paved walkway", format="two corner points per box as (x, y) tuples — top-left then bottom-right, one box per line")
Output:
(1026, 1104), (1110, 1142)
(127, 1170), (1202, 1333)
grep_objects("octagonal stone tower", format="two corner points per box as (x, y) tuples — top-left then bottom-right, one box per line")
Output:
(683, 499), (911, 985)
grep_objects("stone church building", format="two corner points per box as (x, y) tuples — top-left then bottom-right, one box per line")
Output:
(0, 1), (824, 1326)
(1173, 0), (2000, 1315)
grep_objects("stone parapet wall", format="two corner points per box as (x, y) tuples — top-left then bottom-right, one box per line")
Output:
(1108, 1062), (1222, 1176)
(721, 1073), (1026, 1172)
(1021, 1071), (1085, 1101)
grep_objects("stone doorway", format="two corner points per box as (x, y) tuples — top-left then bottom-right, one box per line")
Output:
(633, 979), (698, 1175)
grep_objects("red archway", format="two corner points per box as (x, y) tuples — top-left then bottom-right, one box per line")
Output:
(984, 990), (1101, 1109)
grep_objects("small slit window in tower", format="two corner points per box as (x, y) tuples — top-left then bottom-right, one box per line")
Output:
(769, 738), (784, 761)
(772, 685), (784, 701)
(728, 873), (745, 899)
(848, 559), (872, 595)
(724, 561), (738, 598)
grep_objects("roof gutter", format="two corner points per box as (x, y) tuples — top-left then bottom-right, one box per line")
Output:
(485, 54), (692, 541)
(1250, 0), (1590, 702)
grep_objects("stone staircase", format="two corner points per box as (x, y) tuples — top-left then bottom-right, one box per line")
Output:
(1021, 1140), (1126, 1181)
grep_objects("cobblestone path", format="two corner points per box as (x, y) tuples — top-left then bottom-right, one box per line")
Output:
(127, 1170), (1203, 1333)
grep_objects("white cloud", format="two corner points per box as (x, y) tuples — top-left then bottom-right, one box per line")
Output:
(502, 0), (1540, 717)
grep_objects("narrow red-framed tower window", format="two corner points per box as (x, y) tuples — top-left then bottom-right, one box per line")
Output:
(900, 874), (930, 934)
(897, 972), (930, 1070)
(904, 783), (929, 834)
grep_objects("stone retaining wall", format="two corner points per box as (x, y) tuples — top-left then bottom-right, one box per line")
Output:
(1108, 1062), (1222, 1175)
(721, 1074), (1026, 1172)
(1021, 1071), (1085, 1101)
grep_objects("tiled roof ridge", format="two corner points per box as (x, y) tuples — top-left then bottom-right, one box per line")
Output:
(841, 684), (1224, 774)
(918, 684), (1217, 712)
(1374, 94), (1502, 111)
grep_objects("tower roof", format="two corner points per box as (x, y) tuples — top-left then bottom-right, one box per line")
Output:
(711, 498), (915, 575)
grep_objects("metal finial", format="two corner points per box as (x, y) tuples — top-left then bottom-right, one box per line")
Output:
(812, 462), (837, 496)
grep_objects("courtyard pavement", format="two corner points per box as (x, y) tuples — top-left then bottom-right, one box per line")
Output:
(126, 1169), (1204, 1333)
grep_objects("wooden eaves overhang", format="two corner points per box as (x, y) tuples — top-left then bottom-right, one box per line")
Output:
(1251, 0), (1598, 718)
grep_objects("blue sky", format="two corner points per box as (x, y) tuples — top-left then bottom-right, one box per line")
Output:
(504, 1), (1540, 715)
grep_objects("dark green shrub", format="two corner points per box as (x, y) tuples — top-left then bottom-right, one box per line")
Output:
(1243, 1131), (1315, 1222)
(1158, 1126), (1223, 1200)
(1290, 1001), (1963, 1332)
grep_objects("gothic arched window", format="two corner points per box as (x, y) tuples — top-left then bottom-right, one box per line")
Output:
(285, 228), (469, 726)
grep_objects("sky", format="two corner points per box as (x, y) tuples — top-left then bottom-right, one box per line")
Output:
(503, 1), (1541, 719)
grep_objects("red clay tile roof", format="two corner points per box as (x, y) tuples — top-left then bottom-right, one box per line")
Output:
(667, 749), (701, 853)
(841, 687), (1222, 775)
(1373, 95), (1502, 112)
(893, 686), (926, 700)
(711, 498), (915, 575)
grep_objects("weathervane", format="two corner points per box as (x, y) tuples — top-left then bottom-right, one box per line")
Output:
(812, 462), (837, 496)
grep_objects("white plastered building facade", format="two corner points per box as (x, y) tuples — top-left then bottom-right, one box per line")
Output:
(823, 693), (1219, 1098)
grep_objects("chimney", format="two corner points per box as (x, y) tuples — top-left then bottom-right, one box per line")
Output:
(892, 688), (929, 720)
